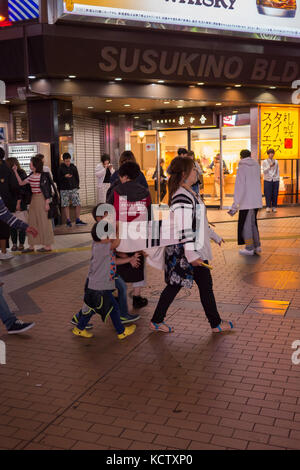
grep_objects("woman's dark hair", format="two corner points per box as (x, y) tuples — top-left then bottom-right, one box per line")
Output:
(240, 149), (251, 159)
(36, 153), (45, 161)
(6, 157), (20, 170)
(119, 161), (140, 180)
(101, 153), (110, 164)
(0, 147), (5, 160)
(119, 150), (136, 166)
(31, 155), (44, 173)
(168, 156), (194, 205)
(62, 152), (72, 160)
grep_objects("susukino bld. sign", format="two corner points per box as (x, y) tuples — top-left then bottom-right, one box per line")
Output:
(58, 0), (300, 38)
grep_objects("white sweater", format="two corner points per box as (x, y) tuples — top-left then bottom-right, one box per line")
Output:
(95, 163), (115, 187)
(231, 157), (262, 211)
(262, 159), (280, 182)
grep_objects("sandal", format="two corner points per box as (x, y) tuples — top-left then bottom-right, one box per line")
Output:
(212, 320), (234, 333)
(150, 321), (174, 333)
(37, 248), (52, 253)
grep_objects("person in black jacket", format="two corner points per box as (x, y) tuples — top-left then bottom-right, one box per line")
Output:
(0, 147), (19, 260)
(57, 153), (86, 228)
(6, 157), (28, 252)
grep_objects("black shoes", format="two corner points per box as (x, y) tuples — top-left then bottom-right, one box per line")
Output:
(7, 320), (35, 334)
(132, 296), (148, 309)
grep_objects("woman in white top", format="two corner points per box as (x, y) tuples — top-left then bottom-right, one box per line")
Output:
(150, 156), (234, 334)
(95, 154), (115, 203)
(262, 148), (280, 213)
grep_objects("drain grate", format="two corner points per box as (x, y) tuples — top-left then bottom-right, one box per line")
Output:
(245, 299), (290, 316)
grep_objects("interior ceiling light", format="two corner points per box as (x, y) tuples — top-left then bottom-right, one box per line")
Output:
(139, 108), (146, 111)
(216, 103), (222, 106)
(164, 101), (170, 104)
(68, 75), (76, 79)
(197, 82), (204, 85)
(234, 84), (242, 87)
(124, 104), (131, 107)
(134, 116), (140, 119)
(269, 86), (276, 89)
(28, 75), (36, 79)
(177, 105), (183, 108)
(105, 110), (111, 113)
(158, 80), (165, 84)
(189, 85), (195, 88)
(88, 106), (94, 109)
(115, 78), (122, 81)
(105, 99), (112, 102)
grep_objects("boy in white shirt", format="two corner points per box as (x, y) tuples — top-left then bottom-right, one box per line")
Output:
(262, 148), (280, 213)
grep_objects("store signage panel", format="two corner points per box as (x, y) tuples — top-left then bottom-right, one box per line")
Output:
(153, 112), (216, 129)
(8, 0), (39, 22)
(260, 106), (299, 159)
(59, 0), (300, 39)
(7, 144), (38, 174)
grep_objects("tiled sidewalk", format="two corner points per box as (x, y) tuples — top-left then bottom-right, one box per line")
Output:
(0, 218), (300, 450)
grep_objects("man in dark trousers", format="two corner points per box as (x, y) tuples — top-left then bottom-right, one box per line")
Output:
(57, 153), (87, 228)
(0, 147), (19, 259)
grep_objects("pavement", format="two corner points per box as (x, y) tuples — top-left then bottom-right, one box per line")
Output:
(0, 211), (300, 450)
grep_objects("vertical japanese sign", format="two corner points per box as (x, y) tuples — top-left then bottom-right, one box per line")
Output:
(260, 106), (299, 159)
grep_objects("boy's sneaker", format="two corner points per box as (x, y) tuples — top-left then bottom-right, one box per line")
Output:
(0, 252), (14, 260)
(266, 207), (271, 213)
(7, 320), (35, 334)
(239, 248), (254, 256)
(72, 327), (93, 338)
(66, 220), (72, 228)
(118, 324), (136, 340)
(76, 219), (87, 226)
(120, 313), (140, 324)
(70, 314), (93, 330)
(133, 296), (148, 309)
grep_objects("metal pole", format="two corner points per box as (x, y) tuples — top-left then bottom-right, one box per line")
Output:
(156, 131), (161, 204)
(219, 114), (223, 209)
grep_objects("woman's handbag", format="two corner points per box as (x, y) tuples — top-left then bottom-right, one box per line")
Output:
(48, 181), (60, 220)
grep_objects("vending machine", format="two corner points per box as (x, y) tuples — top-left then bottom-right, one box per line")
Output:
(5, 142), (51, 175)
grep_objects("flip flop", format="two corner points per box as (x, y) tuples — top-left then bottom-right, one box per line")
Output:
(212, 321), (234, 333)
(150, 321), (174, 333)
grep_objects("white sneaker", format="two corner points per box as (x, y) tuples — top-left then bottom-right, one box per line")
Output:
(266, 207), (271, 213)
(0, 252), (14, 260)
(272, 208), (277, 212)
(239, 248), (254, 256)
(255, 247), (262, 254)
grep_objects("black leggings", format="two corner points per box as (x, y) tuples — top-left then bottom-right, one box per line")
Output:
(152, 263), (221, 329)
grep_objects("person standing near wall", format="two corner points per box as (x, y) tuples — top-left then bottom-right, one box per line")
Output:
(228, 149), (263, 256)
(0, 148), (19, 259)
(58, 153), (87, 228)
(262, 149), (280, 213)
(95, 154), (115, 203)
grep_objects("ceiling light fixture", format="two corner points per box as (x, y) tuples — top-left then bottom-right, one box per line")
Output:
(164, 101), (170, 104)
(88, 106), (94, 109)
(269, 86), (276, 89)
(234, 84), (242, 88)
(28, 75), (36, 79)
(105, 110), (111, 113)
(68, 75), (76, 79)
(105, 99), (112, 102)
(158, 80), (165, 84)
(115, 78), (122, 81)
(124, 104), (131, 107)
(197, 82), (204, 86)
(216, 103), (222, 106)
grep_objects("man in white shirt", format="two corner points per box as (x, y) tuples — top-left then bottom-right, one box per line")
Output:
(262, 148), (280, 213)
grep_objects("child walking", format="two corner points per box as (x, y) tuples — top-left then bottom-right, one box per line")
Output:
(72, 223), (136, 339)
(150, 156), (234, 334)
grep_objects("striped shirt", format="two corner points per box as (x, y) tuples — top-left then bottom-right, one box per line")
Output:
(28, 173), (41, 193)
(0, 197), (28, 233)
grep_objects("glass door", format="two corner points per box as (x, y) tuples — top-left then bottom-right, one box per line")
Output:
(191, 128), (221, 207)
(159, 129), (189, 203)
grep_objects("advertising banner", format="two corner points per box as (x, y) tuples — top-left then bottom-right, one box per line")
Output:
(260, 106), (299, 159)
(59, 0), (300, 39)
(8, 0), (39, 22)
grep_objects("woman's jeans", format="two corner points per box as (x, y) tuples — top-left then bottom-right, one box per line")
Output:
(11, 228), (26, 246)
(115, 276), (129, 316)
(264, 180), (279, 208)
(152, 263), (222, 329)
(0, 286), (17, 330)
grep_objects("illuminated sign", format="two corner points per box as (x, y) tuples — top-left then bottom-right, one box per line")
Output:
(153, 112), (216, 129)
(57, 0), (300, 39)
(8, 0), (39, 22)
(260, 106), (299, 159)
(7, 144), (38, 174)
